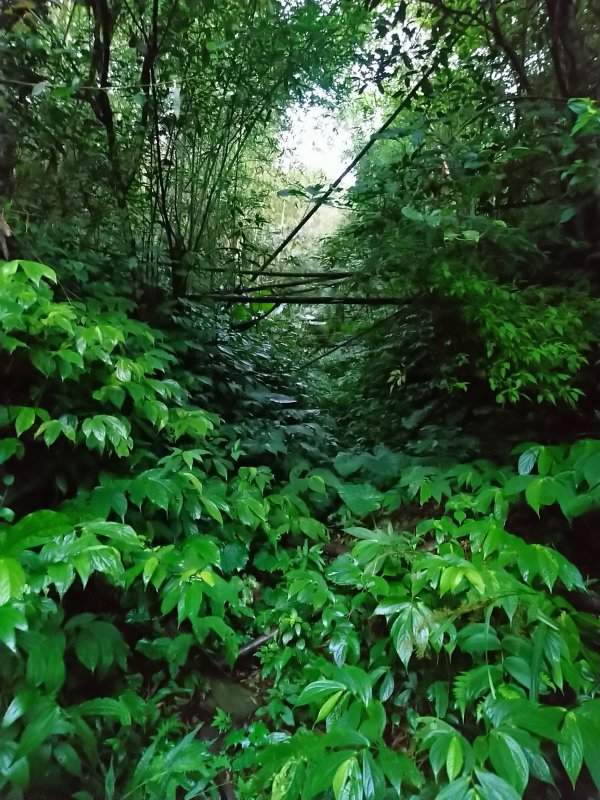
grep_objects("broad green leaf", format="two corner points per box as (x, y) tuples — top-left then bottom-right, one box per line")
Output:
(446, 736), (463, 781)
(401, 205), (424, 222)
(339, 665), (373, 706)
(577, 710), (600, 790)
(379, 672), (394, 702)
(298, 517), (326, 540)
(303, 751), (357, 800)
(0, 558), (26, 604)
(316, 690), (344, 723)
(297, 680), (347, 706)
(488, 732), (529, 794)
(271, 759), (301, 800)
(362, 752), (383, 800)
(436, 776), (471, 800)
(15, 407), (36, 437)
(0, 509), (70, 555)
(82, 521), (140, 548)
(474, 770), (521, 800)
(54, 741), (82, 776)
(0, 604), (27, 652)
(377, 746), (423, 790)
(5, 755), (30, 789)
(558, 711), (583, 787)
(0, 438), (22, 465)
(332, 757), (356, 800)
(19, 260), (57, 285)
(75, 630), (101, 672)
(202, 496), (223, 524)
(338, 483), (382, 517)
(308, 475), (326, 494)
(333, 453), (365, 478)
(429, 734), (451, 779)
(75, 698), (131, 725)
(525, 477), (557, 514)
(2, 688), (37, 728)
(359, 700), (386, 742)
(583, 453), (600, 488)
(518, 447), (539, 476)
(17, 703), (62, 755)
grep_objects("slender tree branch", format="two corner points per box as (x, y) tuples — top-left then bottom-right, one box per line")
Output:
(251, 38), (456, 281)
(192, 294), (407, 305)
(295, 310), (402, 371)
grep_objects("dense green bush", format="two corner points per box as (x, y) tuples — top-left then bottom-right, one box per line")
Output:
(0, 259), (330, 797)
(1, 259), (600, 799)
(315, 87), (600, 456)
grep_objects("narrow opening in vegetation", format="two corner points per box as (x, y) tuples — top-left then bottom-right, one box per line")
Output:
(1, 1), (600, 798)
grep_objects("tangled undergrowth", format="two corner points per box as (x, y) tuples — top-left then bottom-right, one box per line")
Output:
(1, 260), (599, 800)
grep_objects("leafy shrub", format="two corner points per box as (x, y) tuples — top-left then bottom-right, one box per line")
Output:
(0, 259), (329, 797)
(245, 441), (600, 800)
(1, 259), (600, 799)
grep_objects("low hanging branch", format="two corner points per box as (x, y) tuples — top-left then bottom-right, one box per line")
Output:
(238, 274), (350, 293)
(189, 293), (406, 305)
(294, 308), (402, 371)
(250, 37), (453, 282)
(188, 266), (356, 279)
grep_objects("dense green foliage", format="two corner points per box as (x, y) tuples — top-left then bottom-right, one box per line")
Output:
(1, 1), (600, 799)
(2, 260), (600, 800)
(314, 4), (600, 456)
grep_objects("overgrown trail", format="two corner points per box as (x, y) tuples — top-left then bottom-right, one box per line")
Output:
(1, 1), (600, 798)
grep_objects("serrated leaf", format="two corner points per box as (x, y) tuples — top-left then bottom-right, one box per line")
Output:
(518, 448), (539, 476)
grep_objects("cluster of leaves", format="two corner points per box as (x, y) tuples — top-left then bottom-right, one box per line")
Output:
(309, 3), (600, 455)
(172, 301), (337, 471)
(244, 440), (600, 800)
(0, 259), (342, 797)
(1, 258), (600, 800)
(0, 0), (369, 299)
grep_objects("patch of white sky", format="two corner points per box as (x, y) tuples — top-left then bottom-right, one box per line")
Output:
(277, 101), (358, 186)
(276, 5), (425, 187)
